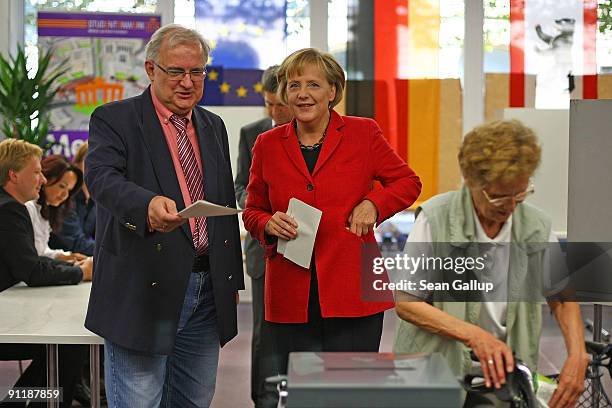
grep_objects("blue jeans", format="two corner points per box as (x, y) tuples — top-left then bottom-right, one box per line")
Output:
(104, 271), (220, 408)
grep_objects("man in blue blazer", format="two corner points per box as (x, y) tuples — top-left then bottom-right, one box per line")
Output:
(85, 24), (244, 408)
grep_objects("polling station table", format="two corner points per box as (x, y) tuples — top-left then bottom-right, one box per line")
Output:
(0, 282), (103, 408)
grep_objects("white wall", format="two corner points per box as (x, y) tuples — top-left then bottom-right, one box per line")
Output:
(0, 0), (24, 58)
(310, 0), (328, 51)
(155, 0), (174, 26)
(203, 105), (267, 178)
(203, 105), (267, 303)
(0, 1), (9, 58)
(503, 109), (569, 234)
(463, 0), (484, 135)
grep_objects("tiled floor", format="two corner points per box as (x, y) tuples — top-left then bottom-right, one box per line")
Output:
(1, 304), (611, 407)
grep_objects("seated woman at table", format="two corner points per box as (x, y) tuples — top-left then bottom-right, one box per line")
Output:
(49, 142), (95, 256)
(24, 155), (92, 277)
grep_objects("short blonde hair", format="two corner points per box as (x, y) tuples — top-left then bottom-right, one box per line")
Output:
(458, 120), (541, 187)
(277, 48), (345, 108)
(73, 140), (88, 165)
(0, 139), (43, 186)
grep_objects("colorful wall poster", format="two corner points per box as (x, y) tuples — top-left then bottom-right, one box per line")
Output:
(38, 11), (161, 157)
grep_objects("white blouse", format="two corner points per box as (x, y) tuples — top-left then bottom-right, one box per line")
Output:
(25, 200), (70, 259)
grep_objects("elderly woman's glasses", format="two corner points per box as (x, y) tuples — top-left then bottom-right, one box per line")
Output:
(153, 62), (207, 81)
(481, 184), (535, 207)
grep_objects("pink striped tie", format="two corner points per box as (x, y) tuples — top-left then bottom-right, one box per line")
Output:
(169, 114), (208, 254)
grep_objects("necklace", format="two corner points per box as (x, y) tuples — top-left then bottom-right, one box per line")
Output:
(296, 114), (330, 150)
(298, 131), (326, 150)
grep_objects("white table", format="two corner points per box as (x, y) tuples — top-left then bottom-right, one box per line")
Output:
(0, 282), (103, 408)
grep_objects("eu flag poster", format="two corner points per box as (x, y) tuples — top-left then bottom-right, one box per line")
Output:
(200, 66), (266, 106)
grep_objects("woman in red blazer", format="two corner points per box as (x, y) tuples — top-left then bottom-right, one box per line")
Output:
(243, 48), (421, 403)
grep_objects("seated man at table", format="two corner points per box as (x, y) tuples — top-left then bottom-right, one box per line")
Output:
(0, 138), (89, 407)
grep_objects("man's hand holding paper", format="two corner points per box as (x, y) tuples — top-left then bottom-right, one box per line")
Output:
(148, 195), (186, 233)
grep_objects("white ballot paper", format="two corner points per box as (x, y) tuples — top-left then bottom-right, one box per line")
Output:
(277, 198), (322, 269)
(178, 200), (242, 218)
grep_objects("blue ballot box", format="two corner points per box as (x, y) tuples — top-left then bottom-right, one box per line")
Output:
(285, 352), (462, 408)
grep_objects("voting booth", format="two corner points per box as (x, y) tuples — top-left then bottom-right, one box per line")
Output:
(567, 99), (612, 302)
(284, 352), (462, 408)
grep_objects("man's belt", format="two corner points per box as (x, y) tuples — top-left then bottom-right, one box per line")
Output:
(192, 254), (210, 272)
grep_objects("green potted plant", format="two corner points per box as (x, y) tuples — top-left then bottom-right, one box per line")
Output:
(0, 45), (67, 150)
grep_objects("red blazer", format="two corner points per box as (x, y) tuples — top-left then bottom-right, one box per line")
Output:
(243, 111), (421, 323)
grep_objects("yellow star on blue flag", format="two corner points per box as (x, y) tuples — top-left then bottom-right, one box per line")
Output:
(207, 70), (219, 81)
(220, 82), (231, 93)
(236, 86), (248, 98)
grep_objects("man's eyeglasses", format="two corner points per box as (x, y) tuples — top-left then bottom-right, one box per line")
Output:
(153, 62), (206, 81)
(481, 184), (535, 207)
